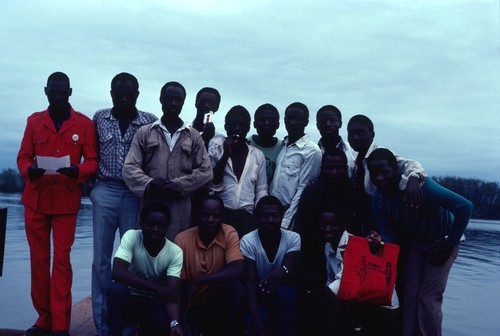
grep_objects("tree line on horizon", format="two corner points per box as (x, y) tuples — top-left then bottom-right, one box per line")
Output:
(0, 168), (498, 220)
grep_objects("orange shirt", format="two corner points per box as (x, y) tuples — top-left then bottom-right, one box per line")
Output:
(174, 224), (243, 305)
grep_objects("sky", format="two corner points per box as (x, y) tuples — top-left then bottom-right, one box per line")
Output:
(1, 0), (499, 182)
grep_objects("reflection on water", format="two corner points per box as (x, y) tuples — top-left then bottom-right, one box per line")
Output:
(1, 194), (499, 334)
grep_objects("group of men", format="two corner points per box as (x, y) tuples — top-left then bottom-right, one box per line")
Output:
(17, 71), (472, 336)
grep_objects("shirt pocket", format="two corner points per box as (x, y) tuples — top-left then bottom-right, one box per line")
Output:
(33, 132), (49, 154)
(144, 141), (159, 171)
(180, 144), (193, 174)
(282, 154), (301, 178)
(99, 132), (114, 157)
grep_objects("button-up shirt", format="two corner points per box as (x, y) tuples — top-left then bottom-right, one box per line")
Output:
(208, 135), (268, 212)
(270, 134), (322, 229)
(93, 108), (157, 181)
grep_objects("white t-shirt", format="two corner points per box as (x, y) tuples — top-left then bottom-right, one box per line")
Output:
(240, 228), (301, 282)
(114, 229), (183, 295)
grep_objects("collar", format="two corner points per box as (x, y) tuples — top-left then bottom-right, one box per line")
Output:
(284, 134), (310, 149)
(194, 225), (230, 250)
(150, 119), (188, 132)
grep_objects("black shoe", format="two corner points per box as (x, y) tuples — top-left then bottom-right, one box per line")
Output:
(26, 325), (51, 336)
(52, 331), (70, 336)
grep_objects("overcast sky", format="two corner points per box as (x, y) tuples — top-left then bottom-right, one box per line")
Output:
(1, 0), (498, 182)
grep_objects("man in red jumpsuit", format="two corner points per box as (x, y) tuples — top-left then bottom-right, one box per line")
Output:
(17, 72), (98, 336)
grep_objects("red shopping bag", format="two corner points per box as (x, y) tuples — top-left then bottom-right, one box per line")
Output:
(337, 235), (400, 305)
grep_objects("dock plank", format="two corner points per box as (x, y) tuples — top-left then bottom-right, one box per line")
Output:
(1, 295), (95, 336)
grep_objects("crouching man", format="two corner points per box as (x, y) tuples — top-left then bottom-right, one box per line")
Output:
(107, 201), (184, 336)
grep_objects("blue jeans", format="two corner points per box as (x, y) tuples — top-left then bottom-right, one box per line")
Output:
(91, 181), (140, 336)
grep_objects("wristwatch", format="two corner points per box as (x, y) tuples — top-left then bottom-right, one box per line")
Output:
(170, 320), (180, 328)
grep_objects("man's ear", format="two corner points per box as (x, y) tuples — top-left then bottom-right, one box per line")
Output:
(44, 87), (48, 96)
(68, 88), (72, 97)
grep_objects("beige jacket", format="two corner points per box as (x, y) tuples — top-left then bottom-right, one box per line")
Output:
(123, 123), (212, 239)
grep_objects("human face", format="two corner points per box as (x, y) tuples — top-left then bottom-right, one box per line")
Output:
(225, 114), (250, 139)
(254, 109), (279, 139)
(368, 159), (397, 193)
(198, 199), (223, 238)
(347, 122), (374, 153)
(141, 212), (168, 246)
(316, 110), (341, 138)
(256, 204), (282, 233)
(285, 107), (308, 142)
(160, 85), (186, 118)
(321, 154), (348, 185)
(45, 80), (72, 111)
(319, 212), (343, 244)
(196, 91), (218, 114)
(111, 80), (139, 114)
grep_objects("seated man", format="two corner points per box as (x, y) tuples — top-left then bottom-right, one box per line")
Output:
(241, 196), (301, 336)
(209, 105), (268, 237)
(302, 208), (400, 336)
(107, 201), (184, 336)
(174, 195), (244, 336)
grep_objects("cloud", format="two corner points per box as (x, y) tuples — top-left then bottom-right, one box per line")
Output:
(0, 0), (498, 182)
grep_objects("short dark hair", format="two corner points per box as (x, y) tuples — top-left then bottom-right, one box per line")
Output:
(254, 195), (284, 217)
(160, 81), (186, 98)
(322, 147), (348, 167)
(200, 194), (224, 213)
(347, 115), (374, 133)
(140, 200), (172, 228)
(319, 204), (347, 227)
(316, 105), (342, 122)
(285, 102), (309, 119)
(254, 103), (279, 120)
(111, 72), (139, 91)
(367, 148), (397, 171)
(47, 72), (70, 87)
(225, 105), (251, 126)
(196, 87), (221, 110)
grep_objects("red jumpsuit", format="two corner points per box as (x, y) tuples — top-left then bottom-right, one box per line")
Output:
(17, 108), (98, 332)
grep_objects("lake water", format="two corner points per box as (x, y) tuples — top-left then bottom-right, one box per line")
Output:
(0, 192), (499, 334)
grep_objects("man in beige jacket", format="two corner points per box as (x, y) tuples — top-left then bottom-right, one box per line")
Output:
(123, 81), (213, 240)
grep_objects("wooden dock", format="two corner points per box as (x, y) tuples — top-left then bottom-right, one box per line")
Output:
(0, 295), (95, 336)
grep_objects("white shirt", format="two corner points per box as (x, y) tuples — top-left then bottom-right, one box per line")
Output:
(152, 120), (189, 151)
(240, 229), (301, 282)
(208, 135), (268, 212)
(269, 134), (322, 229)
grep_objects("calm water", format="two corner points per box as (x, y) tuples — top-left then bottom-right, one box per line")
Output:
(0, 192), (499, 334)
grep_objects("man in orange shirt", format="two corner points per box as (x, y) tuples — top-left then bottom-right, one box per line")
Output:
(17, 72), (98, 336)
(174, 195), (244, 336)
